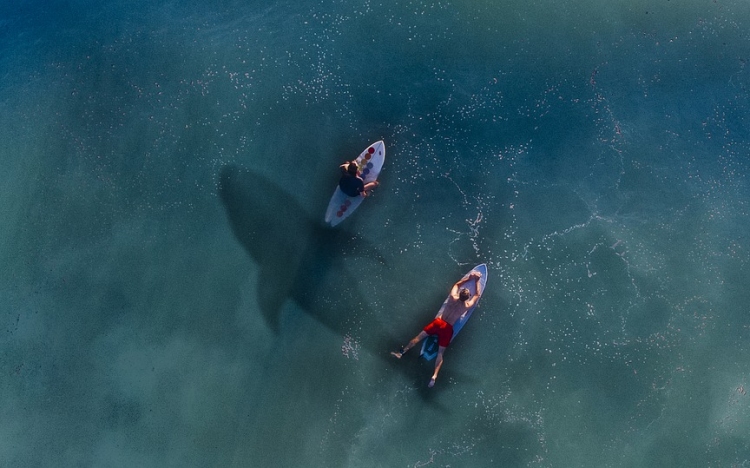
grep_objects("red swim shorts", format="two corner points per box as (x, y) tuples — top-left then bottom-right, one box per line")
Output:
(423, 317), (454, 348)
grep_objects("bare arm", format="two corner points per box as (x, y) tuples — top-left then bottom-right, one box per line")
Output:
(450, 273), (474, 299)
(463, 273), (483, 309)
(450, 283), (460, 299)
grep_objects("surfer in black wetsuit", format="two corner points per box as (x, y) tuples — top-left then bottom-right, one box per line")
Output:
(339, 161), (378, 197)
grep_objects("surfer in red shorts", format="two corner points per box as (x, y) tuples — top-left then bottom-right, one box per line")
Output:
(391, 271), (483, 387)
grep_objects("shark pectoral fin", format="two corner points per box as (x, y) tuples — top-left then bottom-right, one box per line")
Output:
(256, 283), (288, 334)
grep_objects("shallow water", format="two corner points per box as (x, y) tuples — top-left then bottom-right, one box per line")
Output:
(2, 0), (750, 466)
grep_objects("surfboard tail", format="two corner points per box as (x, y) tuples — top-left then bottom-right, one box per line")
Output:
(420, 336), (439, 361)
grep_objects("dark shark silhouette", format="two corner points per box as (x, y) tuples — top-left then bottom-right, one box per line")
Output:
(218, 165), (393, 343)
(218, 165), (471, 399)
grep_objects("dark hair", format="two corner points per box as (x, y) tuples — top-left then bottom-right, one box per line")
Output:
(347, 162), (358, 175)
(459, 288), (470, 301)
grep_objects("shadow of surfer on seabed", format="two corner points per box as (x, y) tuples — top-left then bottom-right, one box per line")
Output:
(390, 271), (483, 387)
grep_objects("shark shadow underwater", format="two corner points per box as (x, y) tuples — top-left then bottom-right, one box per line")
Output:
(218, 165), (395, 348)
(218, 165), (471, 400)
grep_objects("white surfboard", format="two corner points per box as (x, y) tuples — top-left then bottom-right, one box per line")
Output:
(420, 263), (488, 361)
(324, 140), (385, 227)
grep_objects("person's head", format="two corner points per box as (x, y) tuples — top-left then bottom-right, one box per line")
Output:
(347, 162), (358, 175)
(459, 288), (471, 301)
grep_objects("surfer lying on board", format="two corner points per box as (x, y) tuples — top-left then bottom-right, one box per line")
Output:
(391, 271), (483, 388)
(339, 161), (379, 197)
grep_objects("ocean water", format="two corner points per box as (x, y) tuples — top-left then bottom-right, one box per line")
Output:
(2, 0), (750, 466)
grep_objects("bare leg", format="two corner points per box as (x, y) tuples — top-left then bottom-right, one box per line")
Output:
(428, 346), (447, 387)
(362, 181), (379, 196)
(391, 331), (428, 359)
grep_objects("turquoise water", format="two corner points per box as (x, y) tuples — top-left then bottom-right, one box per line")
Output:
(2, 0), (750, 466)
